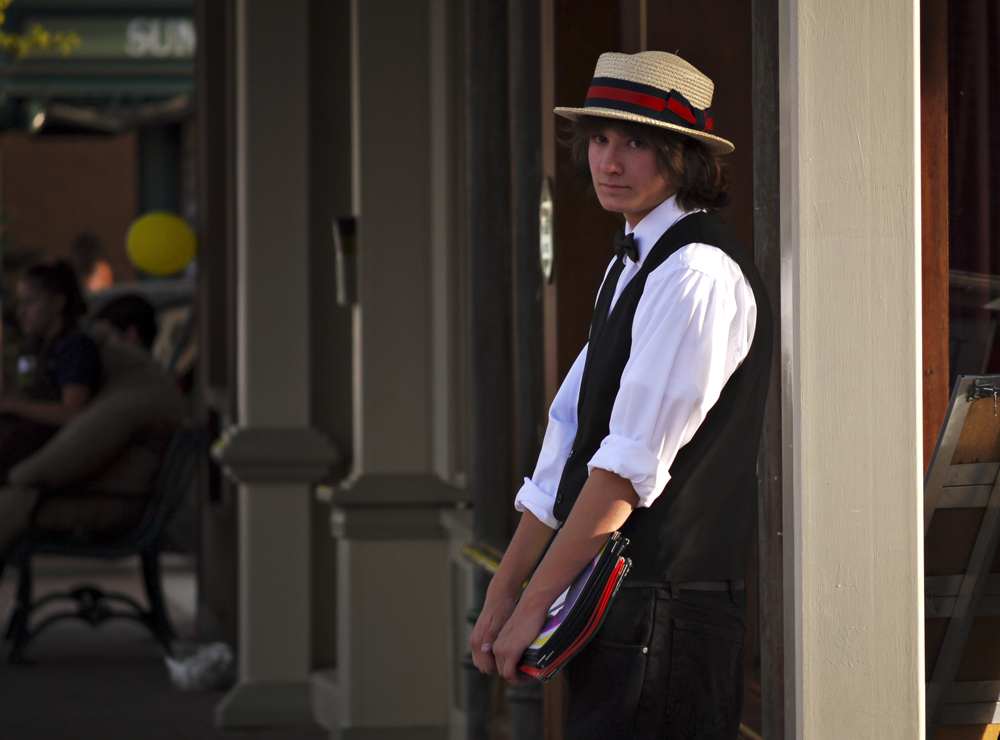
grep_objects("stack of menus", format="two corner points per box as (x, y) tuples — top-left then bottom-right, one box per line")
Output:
(518, 532), (631, 682)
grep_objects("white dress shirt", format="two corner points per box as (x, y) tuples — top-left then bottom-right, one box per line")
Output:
(514, 195), (758, 529)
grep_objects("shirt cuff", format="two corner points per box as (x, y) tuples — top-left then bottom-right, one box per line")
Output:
(514, 478), (562, 529)
(587, 434), (672, 508)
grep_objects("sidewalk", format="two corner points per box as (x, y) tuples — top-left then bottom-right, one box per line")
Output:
(0, 554), (327, 740)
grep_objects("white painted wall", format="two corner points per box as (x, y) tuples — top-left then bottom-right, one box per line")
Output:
(779, 0), (924, 736)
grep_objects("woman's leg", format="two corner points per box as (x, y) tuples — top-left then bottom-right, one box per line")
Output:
(0, 415), (58, 485)
(0, 415), (58, 553)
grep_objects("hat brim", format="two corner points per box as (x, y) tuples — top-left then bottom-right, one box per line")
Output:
(554, 105), (735, 155)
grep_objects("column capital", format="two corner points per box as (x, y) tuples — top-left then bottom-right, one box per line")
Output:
(321, 473), (470, 540)
(212, 425), (339, 484)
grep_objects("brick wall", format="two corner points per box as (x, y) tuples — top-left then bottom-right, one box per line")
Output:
(0, 130), (138, 283)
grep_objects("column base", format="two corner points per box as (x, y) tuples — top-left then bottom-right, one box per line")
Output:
(215, 680), (314, 728)
(331, 727), (448, 740)
(311, 668), (340, 729)
(312, 667), (447, 740)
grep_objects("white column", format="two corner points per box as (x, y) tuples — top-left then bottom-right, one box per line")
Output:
(780, 0), (923, 737)
(213, 0), (337, 727)
(320, 0), (466, 737)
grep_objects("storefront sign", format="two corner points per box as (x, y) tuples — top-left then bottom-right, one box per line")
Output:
(24, 16), (195, 60)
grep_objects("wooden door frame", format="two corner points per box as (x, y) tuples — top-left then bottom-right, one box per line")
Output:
(921, 0), (949, 467)
(751, 0), (784, 736)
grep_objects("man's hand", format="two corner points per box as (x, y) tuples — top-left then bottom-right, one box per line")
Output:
(492, 590), (551, 684)
(468, 511), (557, 679)
(469, 588), (518, 676)
(492, 469), (639, 683)
(468, 471), (636, 685)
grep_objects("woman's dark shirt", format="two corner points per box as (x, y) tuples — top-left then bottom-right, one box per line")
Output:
(34, 326), (102, 399)
(0, 327), (101, 483)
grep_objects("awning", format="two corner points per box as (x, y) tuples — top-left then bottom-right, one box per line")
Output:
(0, 3), (195, 132)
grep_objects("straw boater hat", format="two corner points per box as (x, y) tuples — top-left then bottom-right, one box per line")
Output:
(554, 51), (734, 155)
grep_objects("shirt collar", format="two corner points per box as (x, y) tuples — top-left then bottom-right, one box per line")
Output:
(624, 194), (689, 265)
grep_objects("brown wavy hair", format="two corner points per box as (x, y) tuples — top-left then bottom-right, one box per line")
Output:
(563, 115), (731, 212)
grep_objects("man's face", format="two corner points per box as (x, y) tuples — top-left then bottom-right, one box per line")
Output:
(91, 319), (146, 351)
(588, 126), (676, 228)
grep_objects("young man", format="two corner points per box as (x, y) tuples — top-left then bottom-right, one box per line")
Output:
(470, 52), (773, 738)
(93, 295), (159, 352)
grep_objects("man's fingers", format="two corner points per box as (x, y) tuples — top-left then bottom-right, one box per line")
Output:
(502, 651), (524, 683)
(493, 644), (521, 683)
(470, 628), (499, 675)
(470, 612), (503, 649)
(470, 609), (508, 675)
(471, 627), (499, 657)
(472, 593), (533, 681)
(507, 668), (535, 686)
(472, 646), (498, 675)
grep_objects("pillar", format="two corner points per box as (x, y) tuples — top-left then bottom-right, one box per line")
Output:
(213, 0), (338, 727)
(320, 0), (468, 737)
(779, 0), (923, 736)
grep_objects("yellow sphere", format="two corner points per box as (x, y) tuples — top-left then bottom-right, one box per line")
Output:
(126, 212), (197, 277)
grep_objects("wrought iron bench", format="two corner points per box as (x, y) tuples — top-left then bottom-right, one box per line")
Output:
(3, 424), (203, 662)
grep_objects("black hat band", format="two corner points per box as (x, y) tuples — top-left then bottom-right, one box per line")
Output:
(585, 77), (713, 133)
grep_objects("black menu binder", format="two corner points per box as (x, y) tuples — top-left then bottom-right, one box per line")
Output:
(518, 531), (631, 682)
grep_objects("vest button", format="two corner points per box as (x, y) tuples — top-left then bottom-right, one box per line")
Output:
(556, 495), (563, 503)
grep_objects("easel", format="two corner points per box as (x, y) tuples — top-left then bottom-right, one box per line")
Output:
(925, 375), (1000, 738)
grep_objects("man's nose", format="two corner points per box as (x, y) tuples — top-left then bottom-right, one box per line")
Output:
(600, 146), (623, 173)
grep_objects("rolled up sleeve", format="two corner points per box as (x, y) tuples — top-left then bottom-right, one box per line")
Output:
(587, 433), (672, 507)
(514, 477), (562, 529)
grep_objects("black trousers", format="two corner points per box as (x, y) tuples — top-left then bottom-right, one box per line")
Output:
(563, 585), (747, 740)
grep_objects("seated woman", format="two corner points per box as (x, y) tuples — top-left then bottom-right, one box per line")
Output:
(6, 297), (184, 545)
(0, 261), (100, 485)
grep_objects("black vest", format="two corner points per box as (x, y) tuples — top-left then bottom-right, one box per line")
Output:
(554, 212), (773, 582)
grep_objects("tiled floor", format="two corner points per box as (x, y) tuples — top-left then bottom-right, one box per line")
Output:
(0, 555), (763, 739)
(0, 554), (327, 740)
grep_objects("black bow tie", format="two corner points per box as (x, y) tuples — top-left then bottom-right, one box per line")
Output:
(614, 230), (639, 264)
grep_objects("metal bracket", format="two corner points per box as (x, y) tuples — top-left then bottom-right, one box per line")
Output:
(966, 379), (1000, 415)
